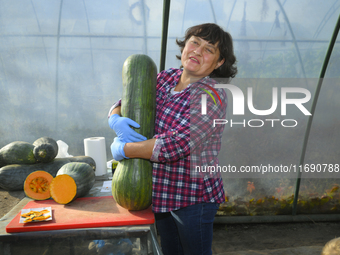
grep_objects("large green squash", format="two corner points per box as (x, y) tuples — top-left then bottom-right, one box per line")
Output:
(50, 162), (96, 204)
(0, 156), (95, 191)
(112, 54), (157, 211)
(33, 137), (58, 163)
(0, 141), (36, 167)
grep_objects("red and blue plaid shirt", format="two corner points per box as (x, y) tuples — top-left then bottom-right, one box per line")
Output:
(110, 68), (226, 213)
(151, 68), (226, 212)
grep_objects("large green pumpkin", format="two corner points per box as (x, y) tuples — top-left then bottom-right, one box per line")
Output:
(0, 141), (36, 167)
(112, 54), (157, 211)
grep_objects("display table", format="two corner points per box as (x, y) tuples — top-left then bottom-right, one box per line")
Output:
(0, 180), (162, 255)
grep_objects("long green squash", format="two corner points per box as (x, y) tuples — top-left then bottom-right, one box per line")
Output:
(112, 54), (157, 211)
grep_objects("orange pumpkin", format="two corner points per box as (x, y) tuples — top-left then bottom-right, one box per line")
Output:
(50, 162), (95, 204)
(24, 171), (53, 200)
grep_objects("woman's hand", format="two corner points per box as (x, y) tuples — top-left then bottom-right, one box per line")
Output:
(108, 114), (147, 143)
(110, 138), (156, 161)
(110, 137), (129, 161)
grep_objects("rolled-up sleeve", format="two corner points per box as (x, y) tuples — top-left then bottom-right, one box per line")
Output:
(107, 99), (122, 118)
(150, 122), (190, 163)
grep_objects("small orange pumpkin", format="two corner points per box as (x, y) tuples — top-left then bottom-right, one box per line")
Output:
(24, 171), (53, 200)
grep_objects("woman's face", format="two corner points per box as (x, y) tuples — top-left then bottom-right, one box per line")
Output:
(181, 36), (225, 79)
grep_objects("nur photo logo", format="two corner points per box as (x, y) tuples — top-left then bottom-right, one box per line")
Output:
(200, 83), (312, 128)
(199, 84), (222, 115)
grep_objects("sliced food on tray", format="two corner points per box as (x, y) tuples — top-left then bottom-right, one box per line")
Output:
(20, 207), (52, 223)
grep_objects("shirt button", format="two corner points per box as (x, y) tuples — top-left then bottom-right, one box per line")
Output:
(173, 132), (176, 135)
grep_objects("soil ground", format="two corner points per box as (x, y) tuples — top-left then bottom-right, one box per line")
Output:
(1, 188), (340, 254)
(211, 221), (340, 254)
(0, 188), (26, 219)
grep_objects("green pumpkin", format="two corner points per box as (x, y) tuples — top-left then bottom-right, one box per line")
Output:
(33, 137), (58, 163)
(0, 141), (36, 167)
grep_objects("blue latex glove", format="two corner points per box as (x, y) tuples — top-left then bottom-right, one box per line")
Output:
(108, 114), (147, 143)
(92, 240), (105, 248)
(110, 137), (129, 161)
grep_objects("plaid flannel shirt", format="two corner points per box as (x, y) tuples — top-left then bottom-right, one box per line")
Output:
(110, 68), (226, 213)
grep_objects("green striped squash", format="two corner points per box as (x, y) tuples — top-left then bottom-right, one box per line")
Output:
(0, 141), (36, 167)
(112, 54), (157, 211)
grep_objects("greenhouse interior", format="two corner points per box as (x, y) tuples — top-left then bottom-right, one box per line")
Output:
(0, 0), (340, 254)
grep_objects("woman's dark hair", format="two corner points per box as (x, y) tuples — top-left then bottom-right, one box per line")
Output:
(176, 23), (237, 79)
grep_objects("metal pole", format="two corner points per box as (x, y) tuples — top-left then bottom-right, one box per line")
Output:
(292, 13), (340, 215)
(159, 0), (171, 72)
(55, 0), (63, 134)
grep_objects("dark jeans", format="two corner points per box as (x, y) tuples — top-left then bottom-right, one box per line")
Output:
(155, 203), (219, 255)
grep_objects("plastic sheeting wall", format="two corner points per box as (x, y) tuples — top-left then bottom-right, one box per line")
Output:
(0, 0), (163, 154)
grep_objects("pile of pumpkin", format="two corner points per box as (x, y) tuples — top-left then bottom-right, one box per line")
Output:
(0, 137), (96, 204)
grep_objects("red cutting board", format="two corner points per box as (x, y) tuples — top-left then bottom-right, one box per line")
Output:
(6, 196), (154, 233)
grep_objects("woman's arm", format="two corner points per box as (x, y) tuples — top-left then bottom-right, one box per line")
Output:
(124, 138), (156, 159)
(109, 106), (121, 116)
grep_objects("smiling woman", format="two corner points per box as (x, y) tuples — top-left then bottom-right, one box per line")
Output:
(108, 23), (237, 255)
(176, 23), (238, 80)
(179, 36), (224, 81)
